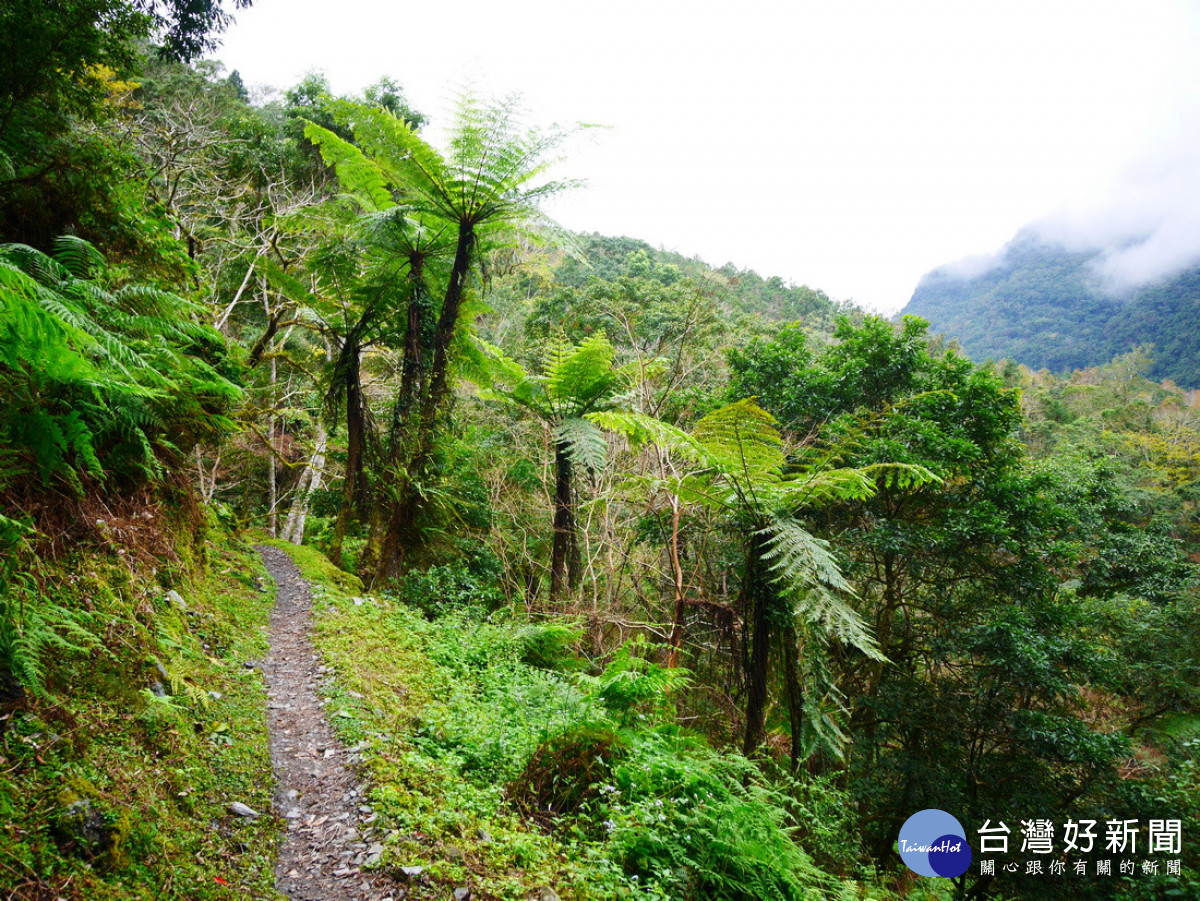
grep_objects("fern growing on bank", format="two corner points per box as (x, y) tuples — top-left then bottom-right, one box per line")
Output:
(0, 237), (240, 699)
(0, 515), (99, 700)
(0, 237), (240, 496)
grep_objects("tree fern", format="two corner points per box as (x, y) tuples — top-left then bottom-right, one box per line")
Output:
(586, 399), (935, 759)
(305, 94), (582, 585)
(475, 334), (639, 602)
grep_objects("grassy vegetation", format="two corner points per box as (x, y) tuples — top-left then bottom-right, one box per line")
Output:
(0, 522), (282, 900)
(266, 539), (912, 901)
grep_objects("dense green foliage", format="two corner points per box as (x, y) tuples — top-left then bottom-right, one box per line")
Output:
(295, 541), (876, 900)
(0, 20), (1197, 900)
(904, 230), (1200, 386)
(0, 238), (238, 498)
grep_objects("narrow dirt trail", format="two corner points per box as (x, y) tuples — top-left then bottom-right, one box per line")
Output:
(255, 545), (402, 901)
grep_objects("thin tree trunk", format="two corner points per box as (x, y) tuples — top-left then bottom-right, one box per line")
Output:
(282, 423), (328, 544)
(742, 535), (773, 758)
(215, 254), (259, 332)
(267, 345), (278, 538)
(549, 439), (578, 606)
(196, 445), (207, 501)
(329, 343), (365, 567)
(665, 499), (687, 668)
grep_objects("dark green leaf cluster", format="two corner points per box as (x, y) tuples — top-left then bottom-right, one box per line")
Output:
(0, 238), (240, 496)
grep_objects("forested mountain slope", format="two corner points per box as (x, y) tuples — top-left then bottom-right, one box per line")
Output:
(903, 230), (1200, 386)
(2, 31), (1199, 900)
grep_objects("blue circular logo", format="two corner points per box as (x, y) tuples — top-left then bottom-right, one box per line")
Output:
(898, 809), (972, 878)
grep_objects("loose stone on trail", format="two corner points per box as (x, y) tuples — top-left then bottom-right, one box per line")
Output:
(256, 545), (401, 901)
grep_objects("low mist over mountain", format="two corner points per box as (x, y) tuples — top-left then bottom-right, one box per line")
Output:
(903, 100), (1200, 386)
(902, 229), (1200, 387)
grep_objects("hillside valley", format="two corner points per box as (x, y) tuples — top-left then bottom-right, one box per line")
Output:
(2, 17), (1199, 901)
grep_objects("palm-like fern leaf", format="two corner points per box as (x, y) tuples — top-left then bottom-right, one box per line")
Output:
(303, 120), (396, 212)
(760, 518), (882, 659)
(544, 334), (628, 416)
(554, 416), (608, 476)
(692, 399), (785, 486)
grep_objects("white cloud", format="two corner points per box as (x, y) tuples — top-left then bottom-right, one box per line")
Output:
(213, 0), (1200, 312)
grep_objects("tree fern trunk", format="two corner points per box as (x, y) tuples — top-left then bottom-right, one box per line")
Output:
(782, 618), (805, 772)
(549, 439), (577, 606)
(742, 533), (774, 757)
(373, 224), (476, 586)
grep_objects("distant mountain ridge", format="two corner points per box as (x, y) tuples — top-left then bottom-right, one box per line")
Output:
(901, 231), (1200, 387)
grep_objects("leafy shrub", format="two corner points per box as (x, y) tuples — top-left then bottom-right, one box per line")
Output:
(509, 722), (626, 820)
(501, 641), (852, 899)
(581, 637), (691, 726)
(409, 613), (586, 783)
(399, 561), (505, 619)
(515, 622), (584, 671)
(599, 735), (854, 901)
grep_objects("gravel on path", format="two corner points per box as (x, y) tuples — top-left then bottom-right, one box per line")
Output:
(255, 545), (403, 901)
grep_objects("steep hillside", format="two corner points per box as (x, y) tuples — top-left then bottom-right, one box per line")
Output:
(903, 231), (1200, 386)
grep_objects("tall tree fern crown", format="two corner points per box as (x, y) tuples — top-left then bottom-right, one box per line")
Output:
(304, 92), (583, 240)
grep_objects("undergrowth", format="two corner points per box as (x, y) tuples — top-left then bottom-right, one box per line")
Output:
(0, 519), (281, 900)
(269, 539), (900, 901)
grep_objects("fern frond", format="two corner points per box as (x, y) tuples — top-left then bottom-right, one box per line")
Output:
(554, 417), (608, 476)
(692, 399), (785, 486)
(477, 336), (525, 381)
(1, 243), (71, 285)
(777, 468), (878, 508)
(303, 120), (395, 212)
(587, 410), (708, 465)
(329, 101), (456, 220)
(52, 235), (105, 278)
(544, 334), (620, 415)
(858, 461), (942, 491)
(0, 585), (101, 699)
(0, 264), (96, 380)
(760, 518), (882, 658)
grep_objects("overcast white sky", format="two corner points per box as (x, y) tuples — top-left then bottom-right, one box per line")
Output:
(213, 0), (1200, 313)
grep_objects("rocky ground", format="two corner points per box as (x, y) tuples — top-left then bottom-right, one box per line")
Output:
(255, 545), (405, 901)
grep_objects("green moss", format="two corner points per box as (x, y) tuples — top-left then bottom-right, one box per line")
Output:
(255, 534), (363, 595)
(0, 526), (284, 900)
